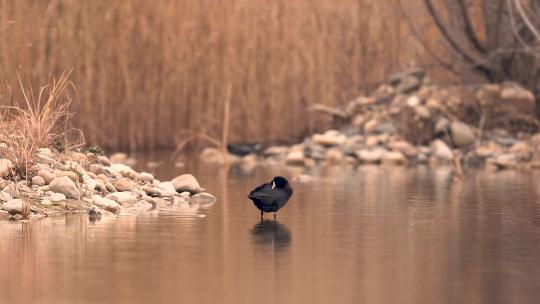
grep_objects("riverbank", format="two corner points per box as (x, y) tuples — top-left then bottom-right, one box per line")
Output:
(201, 68), (540, 173)
(0, 148), (216, 221)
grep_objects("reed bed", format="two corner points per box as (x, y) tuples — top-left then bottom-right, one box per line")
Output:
(0, 0), (426, 151)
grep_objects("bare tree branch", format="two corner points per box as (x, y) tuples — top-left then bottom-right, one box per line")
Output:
(457, 0), (487, 53)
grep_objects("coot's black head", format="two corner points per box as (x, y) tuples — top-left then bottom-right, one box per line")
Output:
(272, 176), (289, 189)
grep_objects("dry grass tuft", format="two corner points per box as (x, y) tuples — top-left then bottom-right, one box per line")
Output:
(0, 71), (83, 180)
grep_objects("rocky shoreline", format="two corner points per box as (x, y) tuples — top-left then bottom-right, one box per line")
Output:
(202, 68), (540, 173)
(0, 149), (216, 221)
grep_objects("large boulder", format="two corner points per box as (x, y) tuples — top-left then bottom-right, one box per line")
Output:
(1, 199), (23, 215)
(171, 174), (204, 194)
(49, 176), (80, 200)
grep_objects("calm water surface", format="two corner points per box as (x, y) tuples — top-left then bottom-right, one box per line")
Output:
(1, 161), (540, 304)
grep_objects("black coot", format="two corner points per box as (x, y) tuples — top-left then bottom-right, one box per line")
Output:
(248, 176), (294, 218)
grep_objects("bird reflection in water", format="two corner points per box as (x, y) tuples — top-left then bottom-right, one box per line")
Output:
(251, 219), (291, 251)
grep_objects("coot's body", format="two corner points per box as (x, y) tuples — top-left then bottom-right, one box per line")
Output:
(248, 176), (293, 218)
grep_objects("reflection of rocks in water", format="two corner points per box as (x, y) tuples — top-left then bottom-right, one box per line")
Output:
(251, 220), (291, 251)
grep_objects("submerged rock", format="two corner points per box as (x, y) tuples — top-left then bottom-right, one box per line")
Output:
(191, 192), (217, 206)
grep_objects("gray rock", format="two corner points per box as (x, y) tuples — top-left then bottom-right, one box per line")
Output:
(449, 121), (476, 147)
(157, 182), (176, 196)
(500, 84), (535, 113)
(0, 159), (13, 178)
(93, 195), (123, 213)
(49, 176), (80, 200)
(396, 75), (421, 94)
(171, 174), (204, 194)
(431, 139), (453, 160)
(356, 148), (387, 163)
(32, 176), (46, 186)
(1, 199), (23, 215)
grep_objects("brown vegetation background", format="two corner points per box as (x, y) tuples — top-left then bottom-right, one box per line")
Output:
(0, 1), (454, 151)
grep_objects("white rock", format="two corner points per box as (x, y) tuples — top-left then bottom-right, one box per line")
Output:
(41, 199), (53, 206)
(109, 164), (138, 179)
(137, 172), (154, 182)
(49, 193), (66, 202)
(92, 195), (123, 213)
(0, 210), (9, 219)
(356, 148), (387, 163)
(0, 159), (13, 177)
(285, 150), (305, 166)
(431, 139), (454, 160)
(179, 191), (191, 200)
(382, 151), (408, 165)
(49, 176), (80, 199)
(406, 96), (420, 107)
(105, 191), (137, 203)
(82, 175), (97, 191)
(1, 199), (23, 215)
(158, 182), (176, 196)
(312, 130), (347, 146)
(171, 174), (203, 194)
(0, 191), (12, 202)
(32, 176), (46, 186)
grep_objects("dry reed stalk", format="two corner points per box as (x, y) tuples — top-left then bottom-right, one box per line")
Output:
(0, 1), (423, 150)
(0, 71), (82, 179)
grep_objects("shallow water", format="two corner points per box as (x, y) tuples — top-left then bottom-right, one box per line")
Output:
(1, 163), (540, 304)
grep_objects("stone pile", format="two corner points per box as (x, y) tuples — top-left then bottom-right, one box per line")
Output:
(0, 149), (216, 221)
(201, 68), (540, 171)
